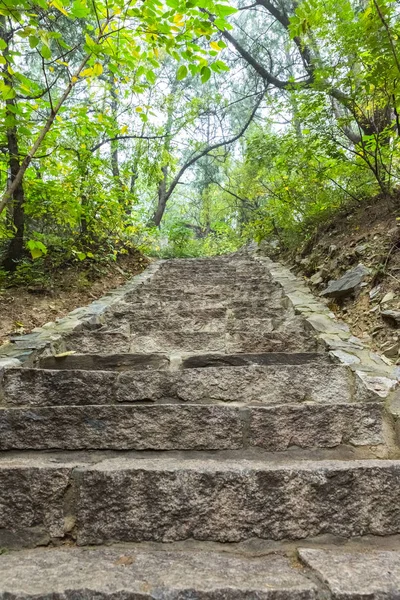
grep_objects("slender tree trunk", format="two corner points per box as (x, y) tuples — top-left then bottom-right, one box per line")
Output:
(2, 116), (26, 271)
(1, 18), (26, 271)
(151, 166), (168, 227)
(148, 82), (177, 227)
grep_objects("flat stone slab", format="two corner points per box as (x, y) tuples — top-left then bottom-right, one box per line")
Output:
(0, 402), (384, 451)
(0, 546), (317, 599)
(38, 353), (170, 371)
(1, 363), (356, 406)
(74, 458), (400, 544)
(0, 405), (244, 450)
(1, 457), (400, 547)
(182, 352), (331, 368)
(320, 264), (370, 299)
(299, 548), (400, 598)
(116, 364), (355, 405)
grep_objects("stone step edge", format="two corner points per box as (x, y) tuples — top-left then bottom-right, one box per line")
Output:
(255, 254), (400, 399)
(17, 351), (336, 374)
(1, 544), (400, 599)
(0, 401), (389, 453)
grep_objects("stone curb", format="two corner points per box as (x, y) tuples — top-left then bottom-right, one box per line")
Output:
(0, 260), (162, 373)
(255, 255), (399, 399)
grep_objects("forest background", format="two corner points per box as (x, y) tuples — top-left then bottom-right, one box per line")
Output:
(0, 0), (399, 286)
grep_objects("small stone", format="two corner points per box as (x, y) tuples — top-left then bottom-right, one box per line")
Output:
(381, 310), (400, 327)
(369, 285), (381, 300)
(354, 244), (368, 255)
(320, 264), (370, 299)
(310, 271), (323, 285)
(381, 292), (395, 304)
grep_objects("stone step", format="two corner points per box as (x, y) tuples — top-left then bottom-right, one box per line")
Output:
(0, 545), (317, 599)
(1, 456), (400, 546)
(1, 544), (400, 599)
(0, 402), (385, 451)
(38, 352), (170, 372)
(1, 361), (356, 406)
(37, 351), (329, 371)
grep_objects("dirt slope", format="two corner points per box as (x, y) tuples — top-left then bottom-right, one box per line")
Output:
(288, 194), (400, 363)
(0, 250), (149, 347)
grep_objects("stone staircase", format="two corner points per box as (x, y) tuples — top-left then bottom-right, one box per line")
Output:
(0, 254), (400, 598)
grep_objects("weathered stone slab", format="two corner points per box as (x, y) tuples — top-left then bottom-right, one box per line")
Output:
(0, 546), (318, 599)
(0, 405), (244, 450)
(126, 307), (227, 334)
(64, 326), (131, 354)
(225, 331), (318, 353)
(75, 458), (400, 544)
(299, 548), (400, 598)
(248, 403), (385, 450)
(130, 332), (226, 353)
(182, 352), (330, 369)
(1, 368), (117, 406)
(116, 364), (354, 405)
(38, 352), (170, 371)
(0, 459), (74, 547)
(0, 402), (385, 451)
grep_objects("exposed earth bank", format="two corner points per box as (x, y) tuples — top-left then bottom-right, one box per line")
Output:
(274, 193), (400, 365)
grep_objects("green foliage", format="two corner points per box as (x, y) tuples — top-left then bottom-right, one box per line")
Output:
(1, 0), (400, 274)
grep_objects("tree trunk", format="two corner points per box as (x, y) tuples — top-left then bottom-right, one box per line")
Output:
(150, 166), (168, 227)
(2, 129), (26, 271)
(1, 19), (26, 272)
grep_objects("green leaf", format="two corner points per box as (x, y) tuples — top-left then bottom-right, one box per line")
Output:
(40, 45), (52, 59)
(0, 39), (7, 50)
(215, 4), (237, 17)
(29, 35), (40, 49)
(26, 240), (47, 260)
(146, 69), (156, 84)
(201, 65), (211, 83)
(177, 65), (188, 80)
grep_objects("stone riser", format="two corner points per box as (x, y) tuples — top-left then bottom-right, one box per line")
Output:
(0, 402), (385, 451)
(1, 364), (355, 407)
(63, 330), (318, 355)
(1, 459), (400, 547)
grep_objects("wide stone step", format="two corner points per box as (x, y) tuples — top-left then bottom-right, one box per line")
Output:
(70, 458), (400, 545)
(0, 545), (317, 599)
(60, 328), (317, 354)
(1, 361), (356, 406)
(1, 545), (400, 599)
(0, 402), (385, 451)
(1, 456), (399, 546)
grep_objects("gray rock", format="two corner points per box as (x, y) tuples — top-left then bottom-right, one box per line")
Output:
(116, 364), (354, 405)
(75, 458), (400, 544)
(248, 403), (385, 450)
(1, 368), (118, 406)
(0, 402), (385, 452)
(299, 548), (400, 598)
(0, 405), (244, 450)
(0, 546), (317, 599)
(320, 264), (370, 298)
(381, 310), (400, 327)
(0, 458), (74, 546)
(38, 352), (170, 372)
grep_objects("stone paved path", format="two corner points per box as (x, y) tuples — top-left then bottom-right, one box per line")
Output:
(1, 254), (400, 598)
